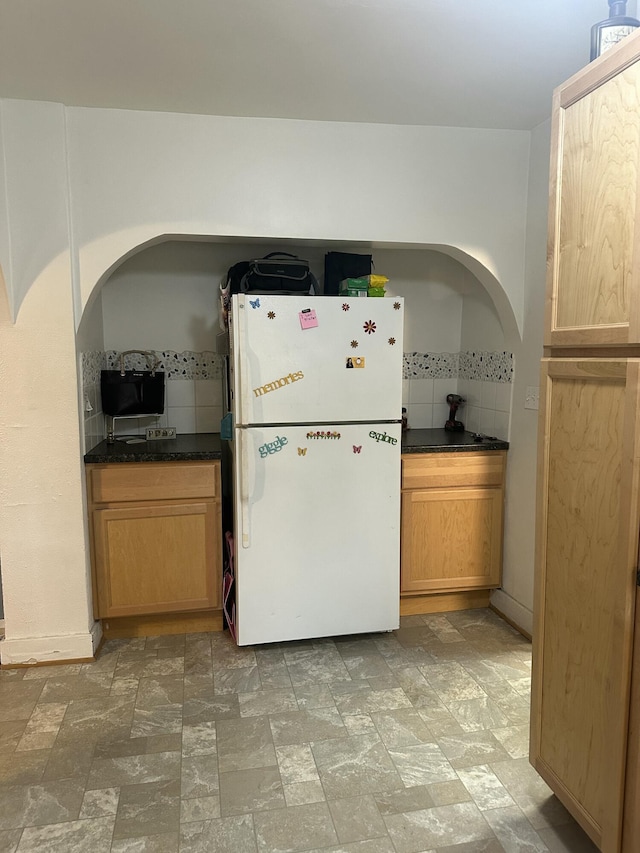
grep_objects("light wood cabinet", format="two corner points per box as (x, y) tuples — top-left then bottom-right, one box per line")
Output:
(532, 359), (640, 851)
(545, 40), (640, 348)
(86, 461), (222, 622)
(400, 451), (505, 612)
(531, 32), (640, 853)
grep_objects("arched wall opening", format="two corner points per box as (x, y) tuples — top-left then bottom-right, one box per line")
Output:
(0, 100), (538, 661)
(0, 230), (525, 664)
(76, 232), (519, 453)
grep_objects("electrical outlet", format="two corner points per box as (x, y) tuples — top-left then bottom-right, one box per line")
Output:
(145, 426), (177, 440)
(525, 386), (539, 410)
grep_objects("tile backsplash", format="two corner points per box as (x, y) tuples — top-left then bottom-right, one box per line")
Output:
(81, 350), (225, 452)
(82, 350), (108, 452)
(402, 350), (512, 437)
(82, 348), (512, 452)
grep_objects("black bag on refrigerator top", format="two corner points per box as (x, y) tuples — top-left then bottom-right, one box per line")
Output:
(100, 350), (165, 417)
(323, 251), (372, 296)
(228, 252), (317, 296)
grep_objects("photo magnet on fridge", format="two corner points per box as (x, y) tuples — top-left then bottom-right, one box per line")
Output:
(346, 356), (365, 368)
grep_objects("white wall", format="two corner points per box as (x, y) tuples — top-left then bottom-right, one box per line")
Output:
(0, 256), (97, 661)
(0, 100), (72, 323)
(376, 250), (466, 352)
(0, 100), (101, 663)
(381, 249), (508, 431)
(491, 118), (550, 635)
(77, 287), (105, 453)
(0, 270), (8, 625)
(101, 241), (231, 352)
(76, 289), (104, 354)
(460, 276), (506, 351)
(99, 241), (471, 355)
(0, 110), (12, 321)
(0, 99), (532, 662)
(66, 108), (530, 332)
(457, 272), (511, 437)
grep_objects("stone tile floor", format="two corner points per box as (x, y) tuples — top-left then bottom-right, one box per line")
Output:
(0, 609), (599, 852)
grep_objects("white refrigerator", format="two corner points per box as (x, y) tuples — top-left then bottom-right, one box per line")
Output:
(228, 293), (404, 646)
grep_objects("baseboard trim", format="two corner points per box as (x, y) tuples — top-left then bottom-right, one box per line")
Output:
(0, 629), (98, 667)
(90, 620), (103, 655)
(400, 590), (491, 616)
(489, 589), (533, 639)
(101, 609), (223, 639)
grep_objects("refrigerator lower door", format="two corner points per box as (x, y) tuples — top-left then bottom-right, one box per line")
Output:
(234, 423), (401, 645)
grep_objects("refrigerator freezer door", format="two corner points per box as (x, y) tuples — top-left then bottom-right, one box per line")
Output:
(234, 423), (401, 645)
(231, 295), (404, 426)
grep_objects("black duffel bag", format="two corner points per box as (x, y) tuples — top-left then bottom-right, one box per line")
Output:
(101, 350), (165, 416)
(236, 252), (317, 295)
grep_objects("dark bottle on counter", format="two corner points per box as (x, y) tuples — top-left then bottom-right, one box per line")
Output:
(591, 0), (640, 60)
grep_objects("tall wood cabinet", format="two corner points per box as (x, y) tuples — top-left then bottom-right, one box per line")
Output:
(531, 32), (640, 853)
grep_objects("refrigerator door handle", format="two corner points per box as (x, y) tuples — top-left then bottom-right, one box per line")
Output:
(239, 429), (251, 549)
(236, 298), (251, 427)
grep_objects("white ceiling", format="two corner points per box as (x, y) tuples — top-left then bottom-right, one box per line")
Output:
(0, 0), (634, 131)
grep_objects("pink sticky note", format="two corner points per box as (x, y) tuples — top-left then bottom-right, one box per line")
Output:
(299, 309), (318, 329)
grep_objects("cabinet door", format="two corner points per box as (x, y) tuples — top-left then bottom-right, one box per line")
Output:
(546, 49), (640, 346)
(92, 499), (221, 617)
(623, 589), (640, 851)
(531, 358), (640, 851)
(401, 486), (503, 593)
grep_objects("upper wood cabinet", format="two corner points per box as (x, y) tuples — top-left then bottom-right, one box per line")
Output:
(546, 34), (640, 347)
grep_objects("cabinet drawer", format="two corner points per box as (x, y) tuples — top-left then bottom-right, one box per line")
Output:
(88, 461), (219, 504)
(401, 451), (505, 490)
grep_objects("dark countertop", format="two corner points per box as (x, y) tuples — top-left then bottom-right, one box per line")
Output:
(84, 428), (507, 464)
(401, 428), (509, 453)
(84, 432), (223, 463)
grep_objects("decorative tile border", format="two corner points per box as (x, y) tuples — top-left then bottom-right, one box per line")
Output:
(81, 351), (107, 386)
(403, 352), (459, 379)
(403, 351), (512, 382)
(84, 349), (513, 385)
(459, 351), (513, 383)
(103, 350), (224, 380)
